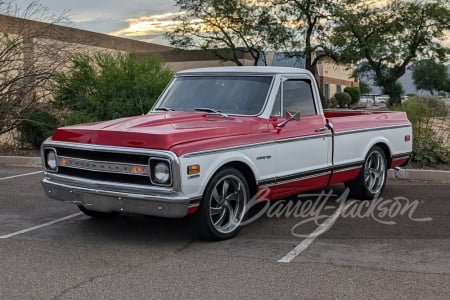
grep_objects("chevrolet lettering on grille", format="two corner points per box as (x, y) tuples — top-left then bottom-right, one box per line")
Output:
(58, 156), (150, 176)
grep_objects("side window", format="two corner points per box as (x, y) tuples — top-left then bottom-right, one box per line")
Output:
(283, 80), (316, 116)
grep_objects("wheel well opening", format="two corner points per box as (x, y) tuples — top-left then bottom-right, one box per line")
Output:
(218, 162), (257, 197)
(374, 143), (392, 167)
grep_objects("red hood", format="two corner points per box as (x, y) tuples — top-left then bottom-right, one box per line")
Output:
(51, 112), (271, 152)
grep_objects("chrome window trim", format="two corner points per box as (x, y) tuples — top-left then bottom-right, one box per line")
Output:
(150, 74), (276, 118)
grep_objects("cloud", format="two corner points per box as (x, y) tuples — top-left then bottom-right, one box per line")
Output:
(109, 12), (184, 38)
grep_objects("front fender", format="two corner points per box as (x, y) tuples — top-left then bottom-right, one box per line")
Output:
(179, 151), (263, 199)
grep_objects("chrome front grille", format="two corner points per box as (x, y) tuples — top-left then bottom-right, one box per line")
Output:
(42, 141), (179, 189)
(57, 156), (150, 177)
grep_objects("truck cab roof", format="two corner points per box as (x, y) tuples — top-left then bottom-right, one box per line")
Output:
(176, 66), (313, 76)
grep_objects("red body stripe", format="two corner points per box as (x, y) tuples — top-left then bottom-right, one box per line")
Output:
(328, 168), (361, 185)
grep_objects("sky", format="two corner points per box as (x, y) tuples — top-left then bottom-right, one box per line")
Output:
(8, 0), (450, 48)
(11, 0), (180, 45)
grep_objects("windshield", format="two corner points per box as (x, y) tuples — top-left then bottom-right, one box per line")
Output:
(154, 75), (273, 115)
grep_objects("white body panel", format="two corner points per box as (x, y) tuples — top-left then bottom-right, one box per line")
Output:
(333, 126), (412, 166)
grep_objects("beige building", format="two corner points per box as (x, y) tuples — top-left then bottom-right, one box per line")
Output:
(317, 58), (359, 101)
(0, 14), (255, 75)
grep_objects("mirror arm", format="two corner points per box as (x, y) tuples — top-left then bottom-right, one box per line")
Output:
(277, 111), (301, 128)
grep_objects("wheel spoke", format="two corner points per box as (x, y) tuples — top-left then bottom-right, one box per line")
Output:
(226, 203), (239, 226)
(212, 187), (221, 204)
(373, 176), (381, 190)
(364, 171), (371, 183)
(375, 154), (382, 171)
(222, 180), (230, 198)
(226, 191), (239, 202)
(213, 209), (227, 227)
(225, 202), (234, 215)
(368, 156), (374, 168)
(368, 175), (376, 191)
(210, 205), (223, 216)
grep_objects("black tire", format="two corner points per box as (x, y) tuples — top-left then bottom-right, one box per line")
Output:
(195, 167), (250, 241)
(346, 146), (388, 200)
(78, 205), (121, 219)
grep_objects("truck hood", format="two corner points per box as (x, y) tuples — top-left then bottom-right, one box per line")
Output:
(51, 112), (270, 151)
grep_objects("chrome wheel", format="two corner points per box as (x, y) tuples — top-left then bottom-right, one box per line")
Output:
(209, 174), (247, 234)
(363, 150), (386, 194)
(346, 146), (388, 200)
(196, 167), (250, 240)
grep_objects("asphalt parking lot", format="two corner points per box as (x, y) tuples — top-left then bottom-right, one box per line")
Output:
(0, 165), (449, 299)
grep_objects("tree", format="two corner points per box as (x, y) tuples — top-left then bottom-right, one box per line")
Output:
(165, 0), (286, 66)
(53, 52), (173, 125)
(0, 0), (71, 135)
(412, 60), (450, 95)
(358, 80), (371, 95)
(276, 0), (337, 78)
(332, 0), (450, 106)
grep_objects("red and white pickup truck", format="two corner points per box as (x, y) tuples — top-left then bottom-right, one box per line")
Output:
(41, 67), (412, 240)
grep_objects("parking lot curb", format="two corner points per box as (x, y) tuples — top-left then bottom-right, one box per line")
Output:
(388, 168), (450, 182)
(0, 156), (41, 167)
(1, 156), (449, 182)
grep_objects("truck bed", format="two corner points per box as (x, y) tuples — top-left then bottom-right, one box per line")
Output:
(324, 109), (410, 132)
(324, 109), (390, 118)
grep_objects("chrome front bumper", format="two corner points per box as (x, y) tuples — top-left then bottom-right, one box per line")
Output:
(42, 173), (197, 218)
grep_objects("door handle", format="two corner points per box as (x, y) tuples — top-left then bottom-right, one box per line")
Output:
(315, 126), (329, 132)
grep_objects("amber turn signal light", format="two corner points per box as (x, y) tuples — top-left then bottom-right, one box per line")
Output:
(59, 157), (68, 166)
(187, 165), (200, 175)
(131, 165), (146, 175)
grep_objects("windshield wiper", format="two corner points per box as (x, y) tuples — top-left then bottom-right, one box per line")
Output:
(194, 108), (228, 118)
(154, 107), (175, 112)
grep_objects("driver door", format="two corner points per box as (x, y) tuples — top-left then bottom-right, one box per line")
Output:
(270, 77), (332, 198)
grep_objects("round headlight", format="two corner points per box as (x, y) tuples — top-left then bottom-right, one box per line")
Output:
(46, 151), (57, 171)
(153, 162), (170, 184)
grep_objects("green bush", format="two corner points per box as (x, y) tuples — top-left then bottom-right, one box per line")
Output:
(334, 92), (352, 108)
(417, 96), (448, 117)
(17, 106), (59, 149)
(394, 96), (450, 166)
(329, 97), (338, 108)
(53, 52), (173, 125)
(344, 86), (361, 107)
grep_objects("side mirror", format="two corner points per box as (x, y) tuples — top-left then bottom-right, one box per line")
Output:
(277, 111), (301, 128)
(288, 111), (301, 121)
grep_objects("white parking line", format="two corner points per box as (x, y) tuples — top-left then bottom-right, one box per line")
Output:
(277, 201), (346, 263)
(0, 213), (83, 239)
(0, 171), (42, 181)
